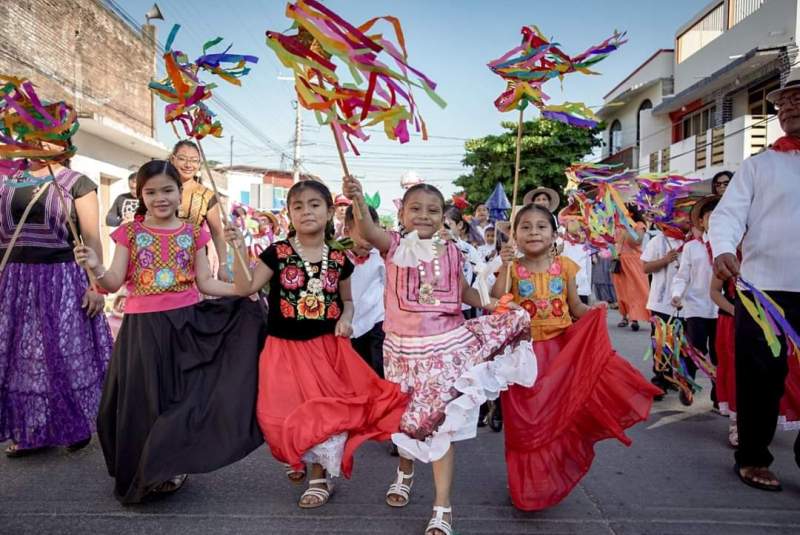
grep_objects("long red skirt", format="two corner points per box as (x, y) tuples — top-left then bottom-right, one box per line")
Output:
(502, 308), (661, 511)
(256, 334), (408, 478)
(714, 314), (800, 429)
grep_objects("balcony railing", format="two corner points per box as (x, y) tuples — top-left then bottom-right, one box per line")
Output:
(644, 114), (778, 177)
(601, 145), (636, 169)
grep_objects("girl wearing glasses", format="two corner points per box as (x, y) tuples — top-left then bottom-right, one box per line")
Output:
(170, 140), (230, 280)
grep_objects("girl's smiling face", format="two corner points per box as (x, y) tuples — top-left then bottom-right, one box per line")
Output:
(171, 144), (201, 182)
(514, 208), (555, 257)
(141, 174), (182, 221)
(400, 190), (444, 239)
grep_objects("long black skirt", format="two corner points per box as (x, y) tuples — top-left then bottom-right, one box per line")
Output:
(97, 297), (267, 504)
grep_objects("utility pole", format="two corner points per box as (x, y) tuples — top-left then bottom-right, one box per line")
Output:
(230, 135), (234, 168)
(292, 100), (302, 183)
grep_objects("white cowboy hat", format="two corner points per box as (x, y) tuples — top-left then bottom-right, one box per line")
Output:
(767, 69), (800, 103)
(522, 186), (560, 212)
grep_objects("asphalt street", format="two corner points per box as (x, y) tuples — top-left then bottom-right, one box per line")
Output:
(2, 310), (799, 534)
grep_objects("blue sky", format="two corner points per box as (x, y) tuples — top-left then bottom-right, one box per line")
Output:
(119, 0), (703, 211)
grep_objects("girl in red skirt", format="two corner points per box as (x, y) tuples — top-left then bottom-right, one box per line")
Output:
(493, 204), (662, 511)
(227, 180), (408, 509)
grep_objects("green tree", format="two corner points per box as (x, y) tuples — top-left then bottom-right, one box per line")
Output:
(455, 118), (602, 209)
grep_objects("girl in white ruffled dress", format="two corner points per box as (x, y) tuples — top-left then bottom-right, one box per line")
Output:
(343, 177), (536, 535)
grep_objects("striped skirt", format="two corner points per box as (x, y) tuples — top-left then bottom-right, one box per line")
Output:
(384, 309), (536, 462)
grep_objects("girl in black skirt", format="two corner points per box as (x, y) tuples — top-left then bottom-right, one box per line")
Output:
(74, 160), (266, 504)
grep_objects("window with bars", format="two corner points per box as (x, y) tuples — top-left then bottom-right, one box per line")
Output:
(677, 105), (717, 142)
(728, 0), (766, 28)
(677, 2), (724, 63)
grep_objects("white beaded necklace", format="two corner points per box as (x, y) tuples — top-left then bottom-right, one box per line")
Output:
(291, 237), (329, 296)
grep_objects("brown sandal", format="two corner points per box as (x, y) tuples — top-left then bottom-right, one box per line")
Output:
(734, 464), (782, 492)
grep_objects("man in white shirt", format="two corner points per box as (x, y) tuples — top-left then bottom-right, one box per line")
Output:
(672, 197), (719, 406)
(344, 205), (386, 378)
(641, 226), (685, 398)
(710, 73), (800, 491)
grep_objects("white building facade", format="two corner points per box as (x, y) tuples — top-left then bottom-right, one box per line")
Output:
(598, 0), (795, 179)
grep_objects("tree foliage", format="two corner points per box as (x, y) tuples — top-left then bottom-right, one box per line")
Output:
(455, 118), (602, 209)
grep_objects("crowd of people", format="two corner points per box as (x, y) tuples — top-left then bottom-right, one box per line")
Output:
(1, 74), (799, 535)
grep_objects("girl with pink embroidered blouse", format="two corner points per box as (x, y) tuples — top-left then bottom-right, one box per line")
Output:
(74, 161), (266, 504)
(343, 176), (535, 535)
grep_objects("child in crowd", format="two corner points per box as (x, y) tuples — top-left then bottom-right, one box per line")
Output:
(226, 179), (408, 510)
(75, 160), (266, 504)
(671, 196), (719, 406)
(493, 203), (660, 511)
(344, 176), (534, 535)
(344, 204), (387, 378)
(641, 222), (687, 399)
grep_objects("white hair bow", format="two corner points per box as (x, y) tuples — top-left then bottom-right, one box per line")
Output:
(473, 255), (503, 307)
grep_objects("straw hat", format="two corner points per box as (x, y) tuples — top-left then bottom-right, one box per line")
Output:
(690, 194), (720, 229)
(767, 69), (800, 103)
(522, 186), (560, 212)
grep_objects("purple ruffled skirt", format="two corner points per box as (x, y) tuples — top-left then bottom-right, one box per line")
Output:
(0, 261), (113, 448)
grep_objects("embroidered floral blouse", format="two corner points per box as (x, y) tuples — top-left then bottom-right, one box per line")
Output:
(111, 220), (210, 314)
(510, 255), (579, 341)
(259, 240), (354, 341)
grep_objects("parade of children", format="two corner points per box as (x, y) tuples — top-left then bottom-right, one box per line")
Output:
(4, 3), (800, 533)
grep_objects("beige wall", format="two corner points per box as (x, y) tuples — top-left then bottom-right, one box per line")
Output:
(601, 83), (666, 159)
(605, 51), (674, 102)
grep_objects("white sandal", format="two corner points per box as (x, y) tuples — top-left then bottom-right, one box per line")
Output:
(728, 424), (739, 449)
(298, 478), (333, 509)
(283, 462), (306, 483)
(385, 467), (414, 507)
(425, 505), (453, 535)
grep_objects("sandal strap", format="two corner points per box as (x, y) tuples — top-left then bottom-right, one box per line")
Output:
(426, 507), (453, 535)
(386, 469), (414, 498)
(307, 478), (329, 485)
(301, 487), (330, 499)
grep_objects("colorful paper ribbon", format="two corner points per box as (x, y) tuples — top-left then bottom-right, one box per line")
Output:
(0, 76), (78, 175)
(265, 0), (445, 154)
(488, 26), (627, 128)
(736, 278), (800, 358)
(149, 25), (259, 140)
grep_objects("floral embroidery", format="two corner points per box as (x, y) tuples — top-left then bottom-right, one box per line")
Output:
(175, 233), (193, 249)
(520, 299), (537, 316)
(280, 298), (296, 319)
(276, 243), (293, 259)
(549, 276), (564, 295)
(329, 250), (345, 264)
(175, 249), (191, 270)
(137, 248), (155, 268)
(297, 293), (324, 319)
(322, 269), (339, 293)
(139, 269), (154, 287)
(155, 268), (176, 288)
(126, 222), (199, 296)
(551, 298), (565, 317)
(516, 264), (530, 279)
(280, 264), (305, 290)
(326, 301), (341, 319)
(548, 261), (562, 276)
(135, 232), (154, 248)
(518, 279), (534, 298)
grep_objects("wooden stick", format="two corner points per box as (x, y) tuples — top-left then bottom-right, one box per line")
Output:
(45, 164), (99, 293)
(504, 107), (525, 293)
(195, 139), (253, 283)
(330, 124), (363, 220)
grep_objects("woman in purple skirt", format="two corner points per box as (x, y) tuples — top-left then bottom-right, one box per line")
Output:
(0, 160), (113, 456)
